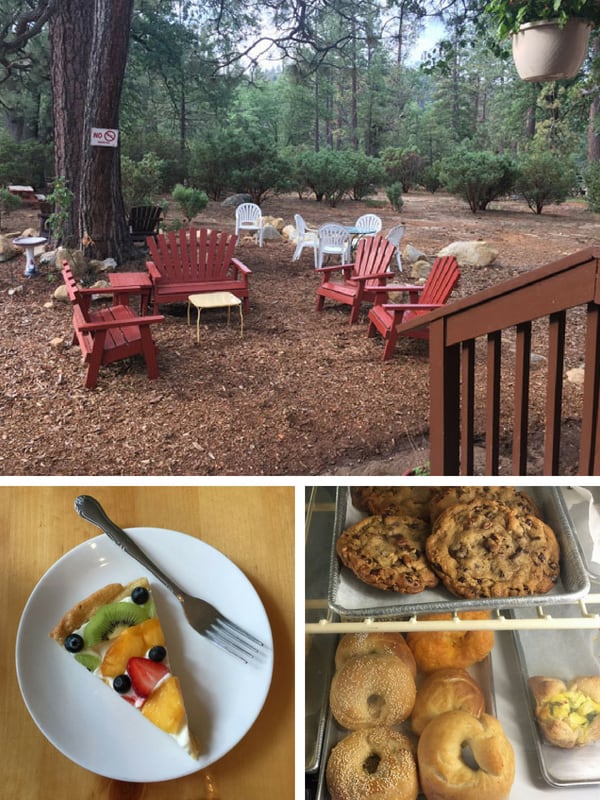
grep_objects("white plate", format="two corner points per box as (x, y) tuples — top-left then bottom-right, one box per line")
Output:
(15, 527), (273, 781)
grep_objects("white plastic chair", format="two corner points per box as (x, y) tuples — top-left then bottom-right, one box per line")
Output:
(235, 202), (264, 246)
(292, 214), (319, 268)
(355, 213), (382, 237)
(317, 223), (351, 269)
(385, 224), (405, 271)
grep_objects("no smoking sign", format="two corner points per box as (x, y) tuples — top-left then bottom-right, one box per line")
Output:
(90, 127), (119, 148)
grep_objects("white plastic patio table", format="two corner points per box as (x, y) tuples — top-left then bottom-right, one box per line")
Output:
(187, 291), (243, 342)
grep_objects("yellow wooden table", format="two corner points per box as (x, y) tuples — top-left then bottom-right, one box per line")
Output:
(3, 486), (294, 800)
(187, 292), (244, 342)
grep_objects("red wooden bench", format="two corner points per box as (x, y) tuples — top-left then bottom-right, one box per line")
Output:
(315, 234), (396, 324)
(61, 262), (164, 389)
(367, 255), (460, 360)
(145, 227), (251, 314)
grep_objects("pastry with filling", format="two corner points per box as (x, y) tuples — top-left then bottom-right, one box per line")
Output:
(50, 577), (200, 758)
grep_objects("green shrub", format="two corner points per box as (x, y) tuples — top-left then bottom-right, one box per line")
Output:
(171, 184), (208, 223)
(0, 133), (51, 190)
(439, 146), (518, 212)
(290, 149), (356, 207)
(381, 148), (423, 192)
(422, 165), (441, 194)
(121, 153), (166, 210)
(0, 188), (22, 229)
(188, 136), (236, 201)
(516, 151), (576, 214)
(343, 151), (385, 201)
(386, 182), (404, 212)
(585, 161), (600, 212)
(45, 176), (73, 246)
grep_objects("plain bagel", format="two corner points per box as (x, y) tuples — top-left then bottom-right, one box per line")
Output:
(326, 726), (419, 800)
(417, 710), (515, 800)
(330, 653), (416, 730)
(411, 667), (485, 736)
(335, 632), (417, 677)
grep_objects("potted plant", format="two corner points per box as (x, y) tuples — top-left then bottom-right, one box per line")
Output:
(486, 0), (600, 81)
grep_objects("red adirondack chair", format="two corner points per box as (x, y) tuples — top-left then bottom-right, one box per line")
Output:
(146, 227), (251, 313)
(367, 255), (460, 361)
(61, 262), (164, 389)
(315, 234), (396, 324)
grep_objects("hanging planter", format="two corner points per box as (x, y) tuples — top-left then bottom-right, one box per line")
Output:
(511, 18), (592, 80)
(486, 0), (600, 81)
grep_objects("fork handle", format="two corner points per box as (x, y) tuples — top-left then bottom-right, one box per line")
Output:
(74, 495), (186, 601)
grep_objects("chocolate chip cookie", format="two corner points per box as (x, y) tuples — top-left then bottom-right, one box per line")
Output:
(336, 515), (439, 594)
(426, 499), (560, 598)
(350, 486), (436, 521)
(429, 486), (539, 524)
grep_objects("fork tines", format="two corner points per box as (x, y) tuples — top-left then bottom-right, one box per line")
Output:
(205, 617), (264, 663)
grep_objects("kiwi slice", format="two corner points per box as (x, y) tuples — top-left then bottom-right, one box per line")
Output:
(74, 653), (101, 672)
(83, 601), (149, 648)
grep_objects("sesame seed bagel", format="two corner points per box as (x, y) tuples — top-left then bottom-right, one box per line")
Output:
(326, 727), (419, 800)
(334, 632), (417, 677)
(329, 653), (416, 730)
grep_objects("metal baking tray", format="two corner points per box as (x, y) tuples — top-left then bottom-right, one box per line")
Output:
(511, 603), (600, 787)
(314, 655), (496, 800)
(328, 487), (590, 618)
(305, 617), (337, 773)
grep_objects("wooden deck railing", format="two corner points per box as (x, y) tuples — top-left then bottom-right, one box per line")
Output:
(396, 247), (600, 475)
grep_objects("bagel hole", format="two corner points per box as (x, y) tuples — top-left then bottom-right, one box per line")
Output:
(367, 693), (385, 719)
(461, 742), (480, 771)
(363, 753), (381, 775)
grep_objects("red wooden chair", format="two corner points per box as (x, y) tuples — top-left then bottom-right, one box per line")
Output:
(367, 255), (460, 360)
(146, 227), (251, 313)
(315, 234), (396, 324)
(61, 262), (164, 389)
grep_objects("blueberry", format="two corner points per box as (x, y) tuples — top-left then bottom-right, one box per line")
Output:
(113, 674), (131, 694)
(148, 645), (166, 662)
(64, 633), (84, 653)
(131, 586), (149, 605)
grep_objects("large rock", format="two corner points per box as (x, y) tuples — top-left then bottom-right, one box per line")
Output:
(410, 259), (433, 282)
(403, 244), (428, 264)
(262, 223), (282, 241)
(282, 224), (296, 242)
(222, 193), (252, 208)
(53, 284), (69, 303)
(263, 215), (284, 232)
(0, 235), (19, 262)
(55, 247), (86, 275)
(437, 240), (498, 267)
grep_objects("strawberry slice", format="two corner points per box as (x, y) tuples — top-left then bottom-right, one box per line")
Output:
(127, 656), (169, 697)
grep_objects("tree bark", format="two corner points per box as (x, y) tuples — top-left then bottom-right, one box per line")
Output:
(50, 0), (134, 260)
(49, 0), (93, 246)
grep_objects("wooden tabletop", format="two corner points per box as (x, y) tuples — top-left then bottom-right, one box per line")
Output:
(3, 486), (294, 799)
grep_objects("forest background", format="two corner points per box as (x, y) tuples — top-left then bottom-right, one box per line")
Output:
(2, 0), (600, 263)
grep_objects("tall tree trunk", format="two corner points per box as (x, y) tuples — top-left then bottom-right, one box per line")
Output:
(49, 0), (93, 247)
(50, 0), (134, 261)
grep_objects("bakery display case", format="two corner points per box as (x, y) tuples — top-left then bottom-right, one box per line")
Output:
(305, 486), (600, 799)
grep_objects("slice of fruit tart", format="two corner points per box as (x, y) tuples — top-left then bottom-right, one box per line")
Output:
(49, 577), (200, 759)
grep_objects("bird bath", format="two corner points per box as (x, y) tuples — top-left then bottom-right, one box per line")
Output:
(12, 236), (47, 277)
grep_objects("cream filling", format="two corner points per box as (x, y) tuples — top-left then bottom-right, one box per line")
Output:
(70, 601), (194, 755)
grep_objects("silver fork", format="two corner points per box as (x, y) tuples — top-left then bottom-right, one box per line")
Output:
(74, 495), (264, 663)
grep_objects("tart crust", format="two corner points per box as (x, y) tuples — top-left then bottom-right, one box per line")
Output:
(49, 578), (149, 644)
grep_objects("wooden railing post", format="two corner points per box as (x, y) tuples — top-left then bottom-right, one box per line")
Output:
(429, 319), (461, 475)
